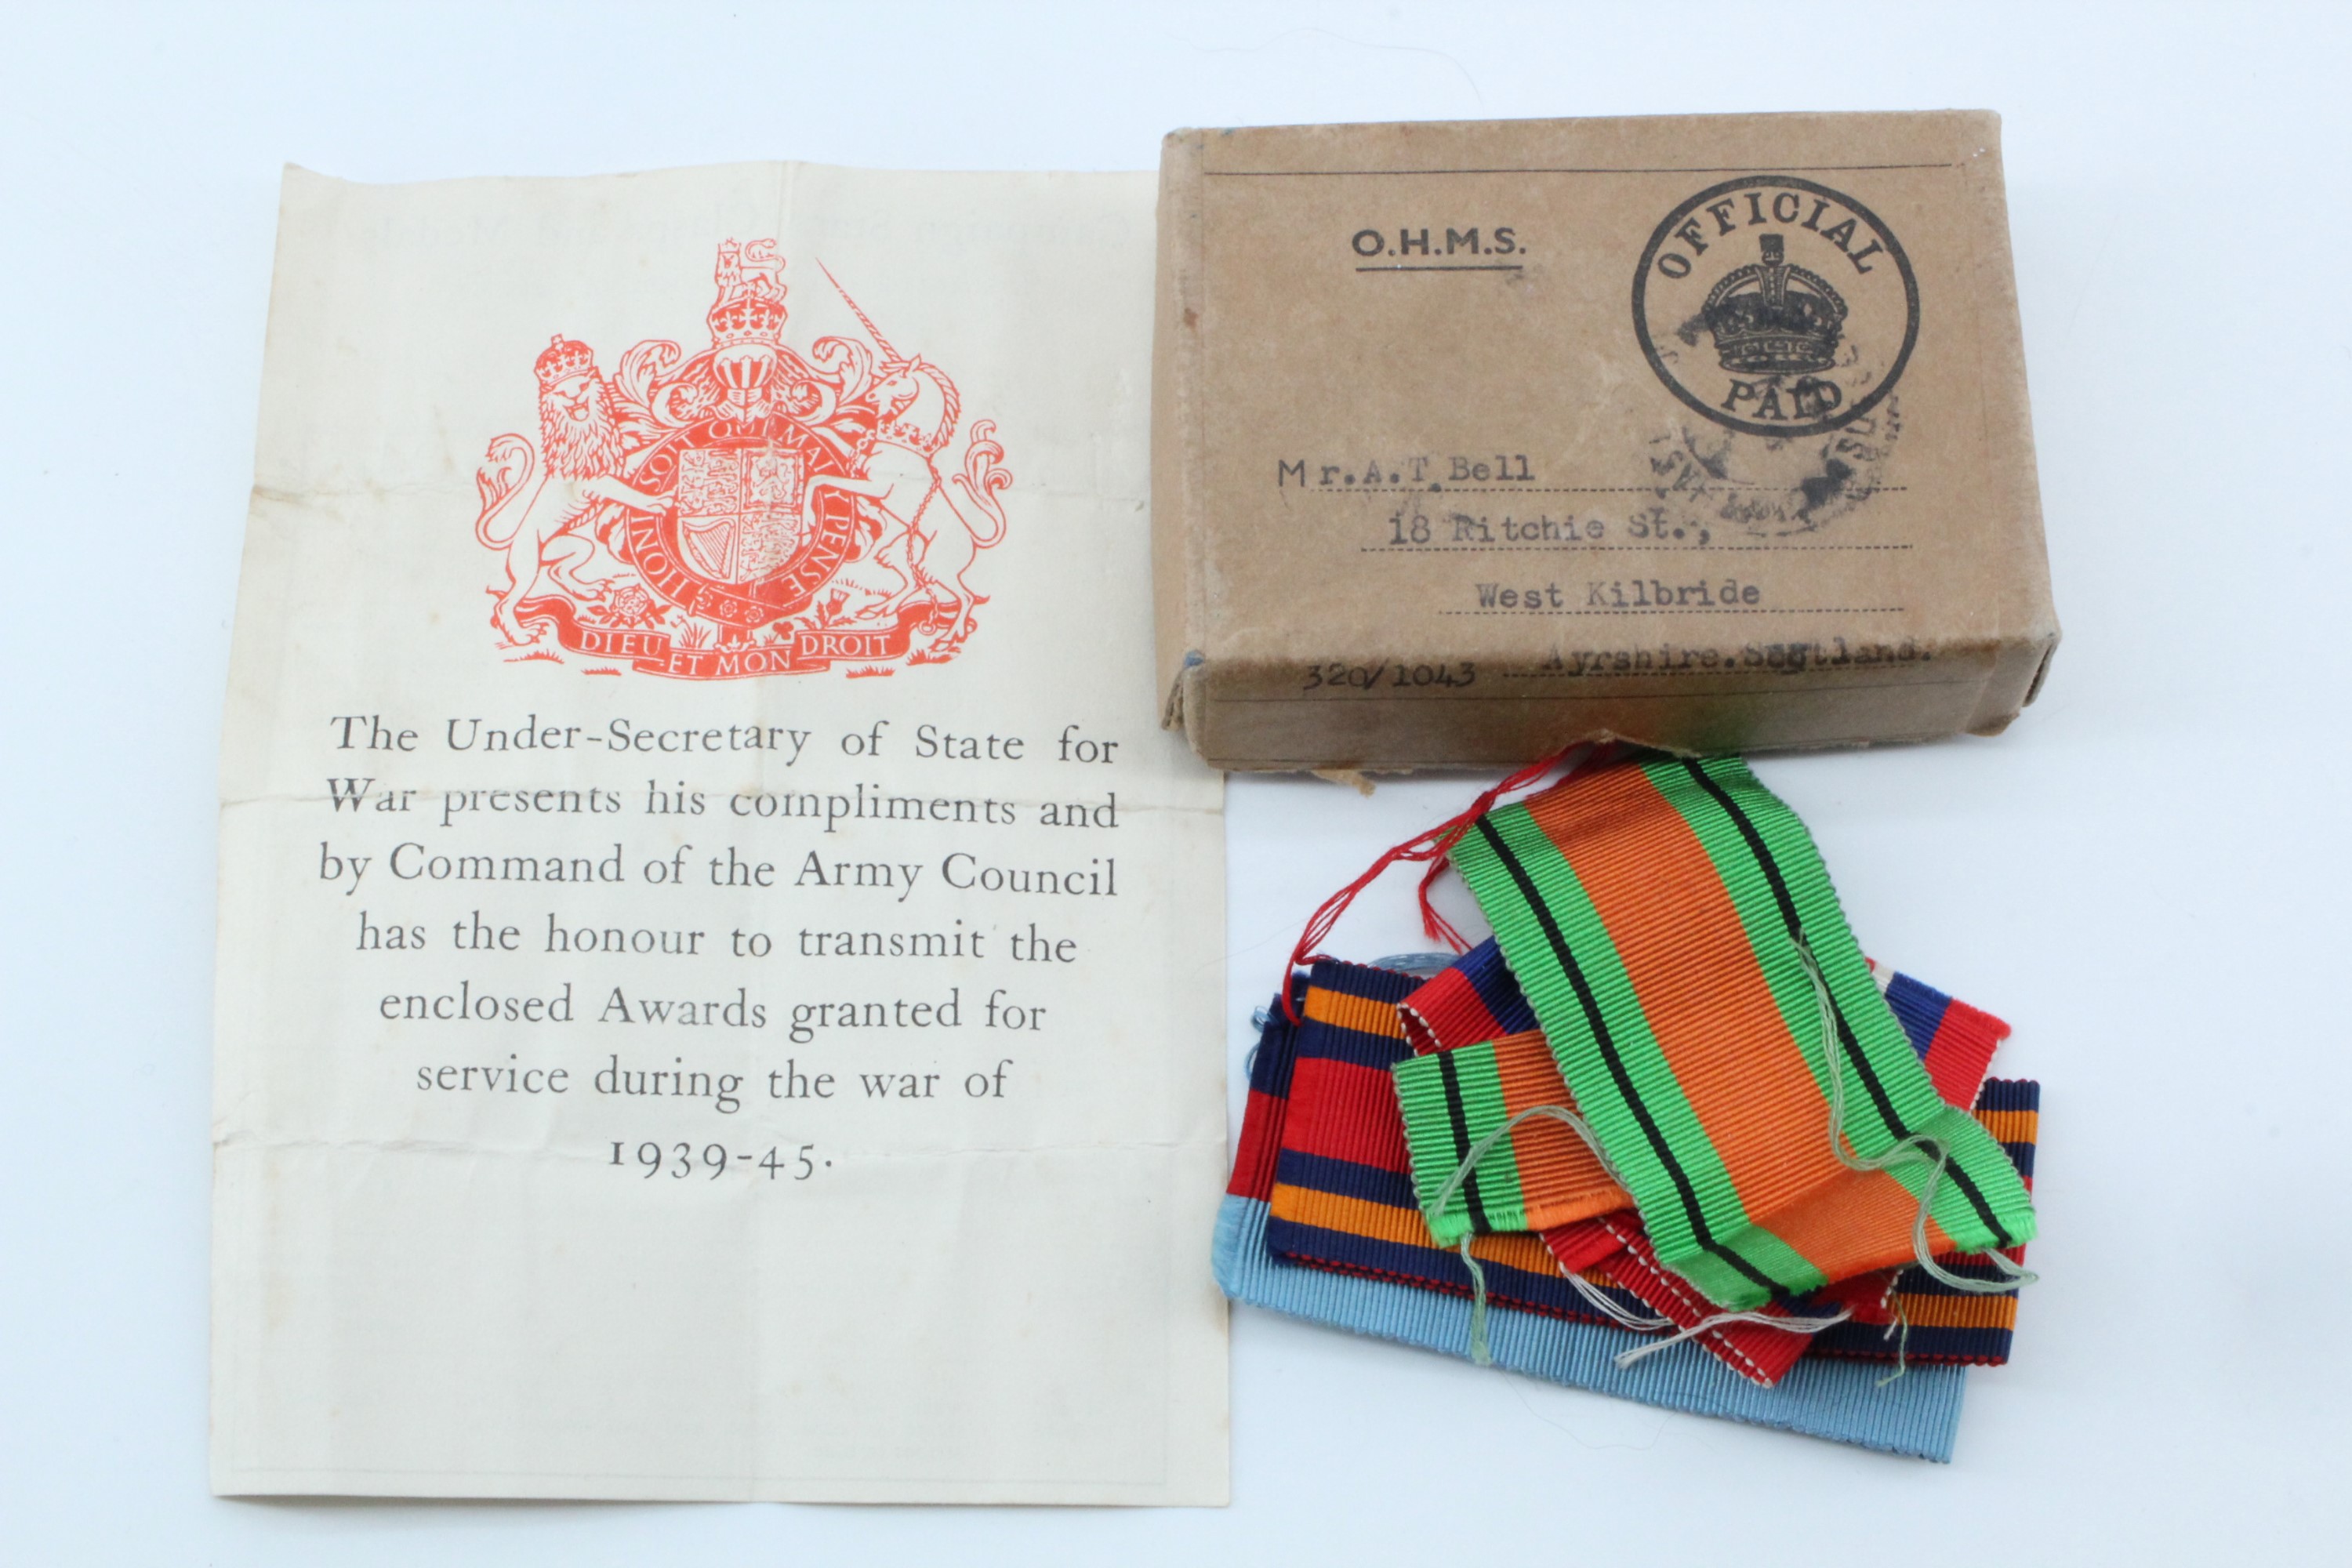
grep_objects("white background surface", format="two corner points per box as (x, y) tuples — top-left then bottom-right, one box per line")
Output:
(3, 2), (2346, 1560)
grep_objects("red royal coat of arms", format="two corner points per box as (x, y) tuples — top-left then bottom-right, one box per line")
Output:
(471, 241), (1010, 678)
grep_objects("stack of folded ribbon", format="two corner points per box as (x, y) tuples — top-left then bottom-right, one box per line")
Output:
(1218, 753), (2040, 1461)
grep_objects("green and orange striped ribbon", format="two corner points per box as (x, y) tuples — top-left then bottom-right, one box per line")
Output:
(1441, 754), (2037, 1312)
(1393, 1031), (1628, 1236)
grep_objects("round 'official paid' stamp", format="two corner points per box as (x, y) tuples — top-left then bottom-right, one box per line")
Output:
(1633, 176), (1919, 440)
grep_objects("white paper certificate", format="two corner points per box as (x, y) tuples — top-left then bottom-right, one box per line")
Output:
(210, 163), (1228, 1504)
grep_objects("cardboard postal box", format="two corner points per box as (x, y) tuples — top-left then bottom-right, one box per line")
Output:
(1151, 111), (2058, 771)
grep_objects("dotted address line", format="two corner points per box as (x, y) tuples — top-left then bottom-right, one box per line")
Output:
(1441, 607), (1908, 616)
(1295, 485), (1908, 495)
(1361, 543), (1915, 553)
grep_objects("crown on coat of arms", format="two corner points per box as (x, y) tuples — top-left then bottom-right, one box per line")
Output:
(707, 238), (789, 350)
(535, 334), (597, 387)
(1701, 234), (1849, 376)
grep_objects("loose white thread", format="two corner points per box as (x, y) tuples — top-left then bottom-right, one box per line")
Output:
(1430, 944), (2032, 1377)
(1798, 937), (2037, 1298)
(1611, 1303), (1854, 1370)
(1425, 1102), (1633, 1231)
(1458, 1236), (1494, 1366)
(1563, 1268), (1672, 1334)
(1436, 1102), (1843, 1370)
(1878, 1294), (1915, 1386)
(1431, 1102), (1661, 1361)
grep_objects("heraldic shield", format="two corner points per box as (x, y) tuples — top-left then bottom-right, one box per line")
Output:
(676, 443), (806, 584)
(625, 416), (861, 630)
(468, 237), (1012, 681)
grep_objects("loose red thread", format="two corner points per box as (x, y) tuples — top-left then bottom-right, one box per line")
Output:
(1279, 742), (1606, 1022)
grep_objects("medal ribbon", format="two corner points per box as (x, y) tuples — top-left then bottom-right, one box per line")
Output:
(1441, 755), (2037, 1310)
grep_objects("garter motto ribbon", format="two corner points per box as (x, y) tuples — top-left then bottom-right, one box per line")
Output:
(1437, 754), (2037, 1311)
